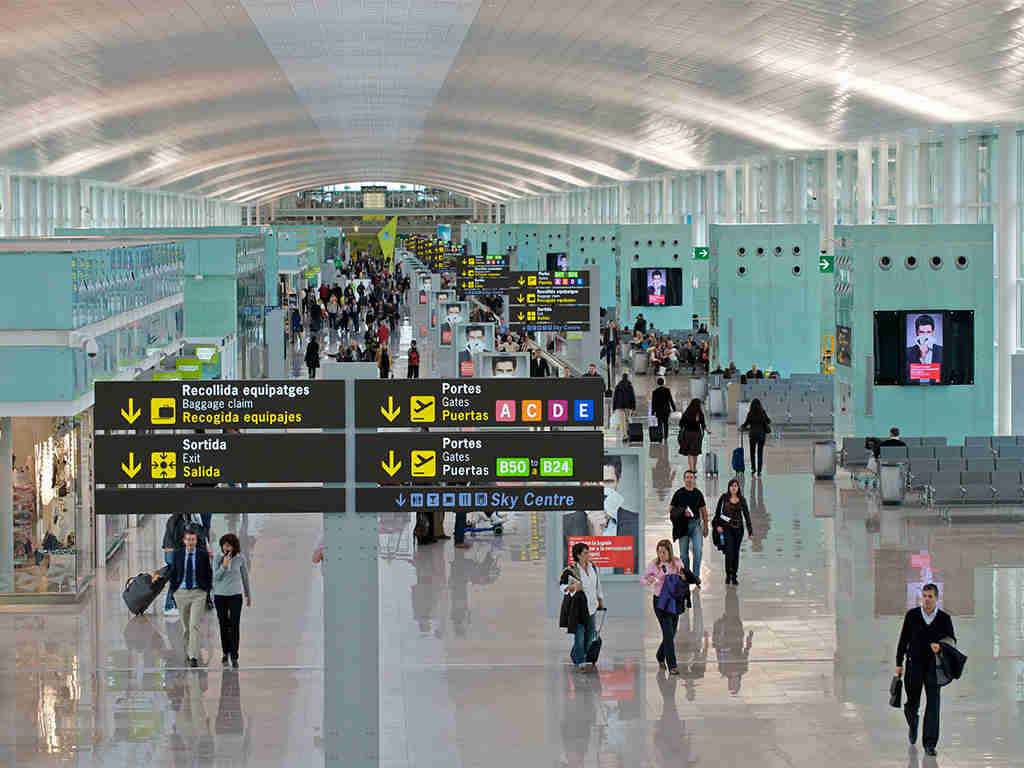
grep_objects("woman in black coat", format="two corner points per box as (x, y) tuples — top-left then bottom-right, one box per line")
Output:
(740, 398), (771, 476)
(305, 338), (320, 379)
(677, 399), (707, 474)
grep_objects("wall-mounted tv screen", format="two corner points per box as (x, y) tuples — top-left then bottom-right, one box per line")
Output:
(873, 310), (974, 385)
(546, 252), (569, 272)
(630, 268), (682, 307)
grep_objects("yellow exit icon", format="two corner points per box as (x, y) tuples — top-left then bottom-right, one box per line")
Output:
(151, 398), (176, 425)
(411, 450), (437, 477)
(410, 395), (435, 422)
(151, 452), (177, 479)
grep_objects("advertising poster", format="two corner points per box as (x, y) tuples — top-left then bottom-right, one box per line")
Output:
(428, 290), (452, 329)
(836, 324), (852, 366)
(455, 322), (496, 378)
(905, 311), (943, 383)
(646, 269), (666, 306)
(437, 301), (470, 348)
(563, 450), (641, 575)
(479, 351), (529, 379)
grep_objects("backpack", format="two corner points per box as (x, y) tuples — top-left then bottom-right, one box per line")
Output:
(408, 348), (419, 365)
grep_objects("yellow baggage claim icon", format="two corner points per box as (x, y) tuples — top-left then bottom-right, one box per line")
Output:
(151, 397), (176, 425)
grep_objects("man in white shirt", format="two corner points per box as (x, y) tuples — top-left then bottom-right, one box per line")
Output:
(562, 543), (604, 670)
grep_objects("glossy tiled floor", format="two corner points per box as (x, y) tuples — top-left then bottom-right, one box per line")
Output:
(3, 330), (1023, 766)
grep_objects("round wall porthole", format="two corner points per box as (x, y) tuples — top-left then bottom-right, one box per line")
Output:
(590, 236), (595, 241)
(792, 265), (802, 276)
(955, 255), (969, 270)
(737, 247), (746, 257)
(879, 255), (892, 270)
(673, 253), (679, 260)
(634, 253), (640, 261)
(634, 240), (640, 247)
(793, 246), (801, 255)
(647, 240), (653, 246)
(610, 235), (616, 241)
(929, 255), (943, 270)
(580, 236), (585, 241)
(774, 246), (783, 256)
(756, 247), (765, 256)
(905, 255), (918, 270)
(660, 240), (666, 247)
(673, 239), (679, 246)
(600, 236), (606, 241)
(737, 265), (748, 277)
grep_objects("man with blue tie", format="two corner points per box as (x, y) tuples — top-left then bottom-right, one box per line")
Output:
(168, 525), (213, 666)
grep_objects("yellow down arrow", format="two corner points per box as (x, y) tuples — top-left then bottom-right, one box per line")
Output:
(516, 294), (525, 303)
(121, 397), (141, 424)
(121, 452), (142, 479)
(381, 450), (402, 477)
(380, 395), (401, 422)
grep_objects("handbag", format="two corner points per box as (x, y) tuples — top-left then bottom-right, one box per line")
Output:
(889, 675), (902, 708)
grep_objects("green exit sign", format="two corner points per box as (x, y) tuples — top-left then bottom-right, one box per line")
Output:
(819, 253), (834, 273)
(693, 246), (709, 260)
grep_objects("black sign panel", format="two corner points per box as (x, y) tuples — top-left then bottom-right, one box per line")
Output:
(458, 253), (509, 295)
(355, 432), (603, 483)
(94, 380), (345, 430)
(507, 270), (591, 332)
(356, 485), (603, 514)
(95, 434), (345, 484)
(96, 487), (344, 515)
(354, 378), (604, 428)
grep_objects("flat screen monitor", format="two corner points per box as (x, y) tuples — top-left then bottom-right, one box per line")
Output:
(546, 252), (569, 272)
(630, 268), (682, 307)
(873, 310), (974, 385)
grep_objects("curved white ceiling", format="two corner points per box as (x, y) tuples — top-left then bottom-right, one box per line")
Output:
(2, 0), (1023, 203)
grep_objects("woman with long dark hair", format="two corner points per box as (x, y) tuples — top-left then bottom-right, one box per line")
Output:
(677, 398), (707, 474)
(213, 533), (251, 668)
(740, 398), (771, 477)
(643, 539), (688, 674)
(713, 478), (753, 586)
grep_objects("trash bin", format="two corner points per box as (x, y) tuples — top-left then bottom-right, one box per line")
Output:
(709, 387), (727, 417)
(737, 401), (751, 431)
(812, 440), (836, 479)
(631, 350), (648, 375)
(689, 376), (707, 400)
(879, 461), (907, 505)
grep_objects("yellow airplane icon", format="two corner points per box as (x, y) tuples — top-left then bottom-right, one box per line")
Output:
(411, 450), (437, 477)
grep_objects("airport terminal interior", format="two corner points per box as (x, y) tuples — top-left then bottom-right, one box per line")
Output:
(3, 2), (1024, 766)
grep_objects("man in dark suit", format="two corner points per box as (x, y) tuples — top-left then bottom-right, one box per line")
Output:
(906, 314), (943, 382)
(896, 583), (957, 756)
(650, 377), (677, 444)
(168, 525), (213, 667)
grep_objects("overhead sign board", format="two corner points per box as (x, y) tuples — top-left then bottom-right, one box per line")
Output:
(356, 485), (603, 514)
(95, 434), (344, 484)
(507, 270), (591, 332)
(354, 378), (604, 428)
(458, 253), (509, 295)
(94, 380), (345, 430)
(355, 432), (603, 484)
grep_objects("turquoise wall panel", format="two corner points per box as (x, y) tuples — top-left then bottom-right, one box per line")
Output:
(184, 277), (237, 339)
(833, 225), (994, 442)
(620, 225), (694, 333)
(500, 225), (517, 255)
(513, 225), (568, 271)
(0, 253), (72, 329)
(0, 348), (75, 401)
(569, 225), (619, 308)
(712, 224), (823, 375)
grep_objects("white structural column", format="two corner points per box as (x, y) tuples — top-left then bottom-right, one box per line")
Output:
(879, 143), (890, 222)
(743, 162), (755, 223)
(766, 159), (779, 222)
(965, 135), (979, 224)
(701, 171), (714, 244)
(618, 185), (627, 225)
(823, 150), (837, 245)
(997, 124), (1018, 434)
(662, 176), (672, 224)
(857, 143), (872, 224)
(895, 143), (909, 224)
(724, 167), (737, 223)
(943, 132), (958, 223)
(793, 158), (807, 224)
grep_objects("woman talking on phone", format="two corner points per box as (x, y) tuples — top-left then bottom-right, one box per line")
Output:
(213, 533), (252, 668)
(712, 479), (753, 586)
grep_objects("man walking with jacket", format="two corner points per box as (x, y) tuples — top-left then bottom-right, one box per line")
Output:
(897, 583), (956, 756)
(168, 525), (214, 667)
(612, 373), (636, 438)
(650, 377), (676, 444)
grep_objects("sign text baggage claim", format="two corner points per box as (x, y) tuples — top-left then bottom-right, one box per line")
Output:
(180, 382), (312, 426)
(441, 436), (488, 477)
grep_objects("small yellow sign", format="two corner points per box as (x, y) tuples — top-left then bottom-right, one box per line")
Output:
(411, 450), (437, 477)
(410, 396), (436, 422)
(151, 452), (177, 479)
(151, 397), (176, 425)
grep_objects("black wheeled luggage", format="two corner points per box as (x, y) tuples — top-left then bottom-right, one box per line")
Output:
(585, 607), (607, 665)
(123, 567), (169, 616)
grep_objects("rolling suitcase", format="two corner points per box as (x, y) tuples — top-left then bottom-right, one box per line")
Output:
(649, 424), (663, 443)
(123, 567), (169, 616)
(732, 445), (745, 473)
(586, 607), (607, 665)
(627, 421), (645, 445)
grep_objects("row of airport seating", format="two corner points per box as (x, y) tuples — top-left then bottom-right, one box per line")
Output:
(840, 435), (1024, 507)
(757, 395), (833, 431)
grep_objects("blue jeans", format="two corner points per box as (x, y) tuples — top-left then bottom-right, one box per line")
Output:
(570, 614), (597, 665)
(677, 519), (703, 582)
(163, 551), (176, 610)
(654, 596), (679, 670)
